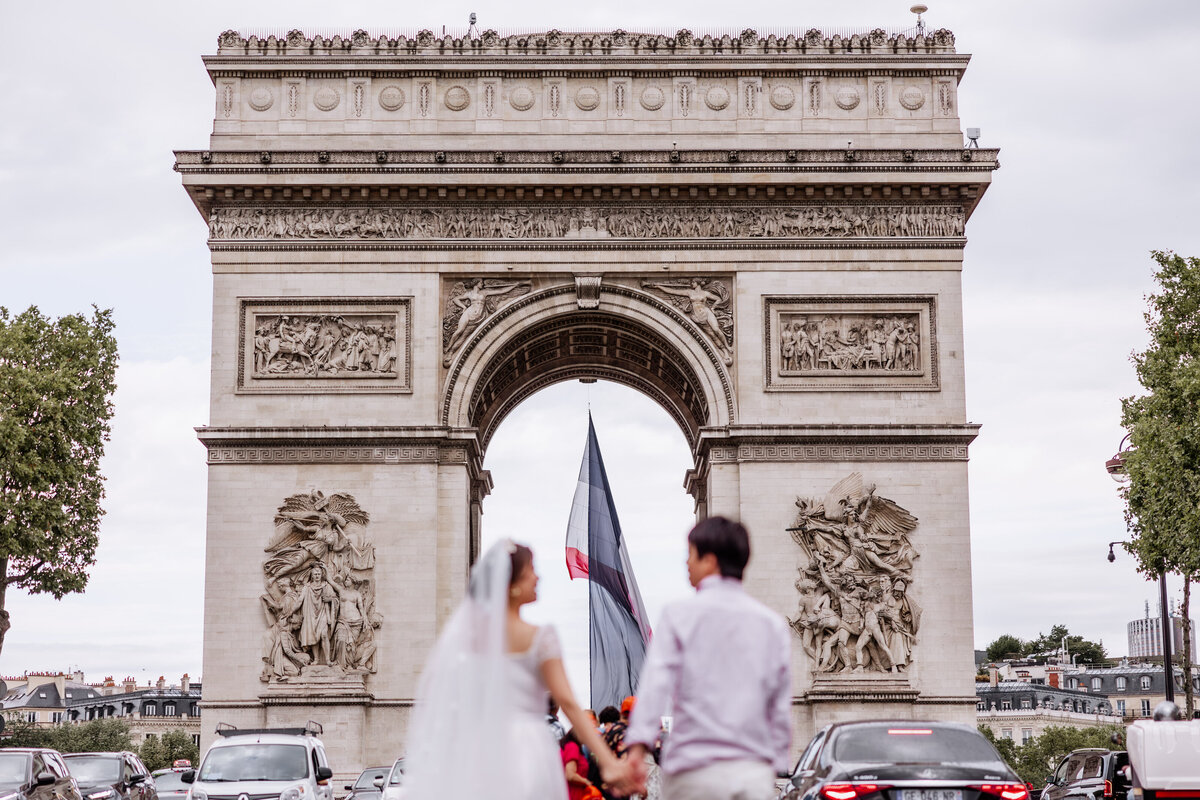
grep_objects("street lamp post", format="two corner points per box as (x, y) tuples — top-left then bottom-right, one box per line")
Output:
(1107, 437), (1176, 704)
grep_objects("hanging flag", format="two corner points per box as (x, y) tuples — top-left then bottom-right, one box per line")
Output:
(565, 414), (651, 710)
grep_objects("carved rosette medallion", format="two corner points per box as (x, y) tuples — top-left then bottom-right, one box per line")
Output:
(788, 473), (921, 676)
(442, 278), (532, 366)
(509, 86), (535, 111)
(238, 298), (412, 394)
(444, 85), (471, 111)
(640, 277), (734, 365)
(259, 491), (382, 684)
(705, 86), (730, 111)
(834, 87), (861, 111)
(640, 85), (665, 111)
(378, 85), (405, 111)
(764, 296), (938, 392)
(899, 86), (926, 111)
(312, 87), (341, 112)
(770, 85), (796, 111)
(248, 87), (274, 112)
(575, 86), (600, 111)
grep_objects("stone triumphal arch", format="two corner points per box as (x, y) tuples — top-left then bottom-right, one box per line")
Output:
(179, 25), (998, 772)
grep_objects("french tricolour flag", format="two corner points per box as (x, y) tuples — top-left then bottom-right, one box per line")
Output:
(565, 414), (651, 710)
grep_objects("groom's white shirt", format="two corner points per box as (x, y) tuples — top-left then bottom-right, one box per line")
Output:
(625, 574), (792, 775)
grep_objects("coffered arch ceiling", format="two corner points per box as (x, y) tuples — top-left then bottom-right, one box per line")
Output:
(442, 286), (735, 454)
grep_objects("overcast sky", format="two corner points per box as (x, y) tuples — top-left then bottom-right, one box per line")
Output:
(2, 0), (1200, 700)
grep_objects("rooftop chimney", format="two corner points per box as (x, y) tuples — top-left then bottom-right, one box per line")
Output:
(123, 676), (136, 693)
(1049, 671), (1060, 688)
(155, 676), (165, 690)
(181, 673), (190, 693)
(989, 667), (999, 687)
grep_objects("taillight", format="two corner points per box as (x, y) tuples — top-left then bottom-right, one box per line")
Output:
(974, 783), (1030, 800)
(821, 784), (891, 800)
(1105, 781), (1113, 798)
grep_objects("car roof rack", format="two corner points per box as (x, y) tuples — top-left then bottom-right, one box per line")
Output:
(215, 721), (323, 737)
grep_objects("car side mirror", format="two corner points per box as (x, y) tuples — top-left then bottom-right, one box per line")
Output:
(129, 775), (147, 786)
(791, 770), (815, 787)
(372, 779), (385, 789)
(316, 767), (333, 783)
(344, 786), (353, 791)
(181, 771), (196, 785)
(36, 773), (56, 787)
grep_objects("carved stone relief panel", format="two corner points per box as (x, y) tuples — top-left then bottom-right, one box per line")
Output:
(764, 296), (938, 391)
(441, 278), (532, 366)
(640, 278), (733, 365)
(208, 205), (965, 242)
(260, 490), (382, 683)
(237, 297), (411, 394)
(788, 473), (920, 676)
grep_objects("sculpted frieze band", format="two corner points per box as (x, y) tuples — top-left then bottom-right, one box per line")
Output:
(208, 205), (965, 242)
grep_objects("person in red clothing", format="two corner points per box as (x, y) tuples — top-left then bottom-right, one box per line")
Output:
(561, 728), (599, 800)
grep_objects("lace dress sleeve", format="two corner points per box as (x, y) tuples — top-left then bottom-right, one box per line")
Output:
(535, 624), (563, 664)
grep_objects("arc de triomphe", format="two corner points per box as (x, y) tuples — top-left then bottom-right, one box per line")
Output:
(178, 26), (998, 771)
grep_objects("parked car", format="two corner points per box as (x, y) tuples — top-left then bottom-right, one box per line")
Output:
(343, 766), (391, 800)
(0, 748), (81, 800)
(1039, 749), (1129, 800)
(379, 759), (404, 800)
(149, 768), (190, 800)
(63, 752), (156, 800)
(780, 721), (1027, 800)
(181, 724), (333, 800)
(1126, 715), (1200, 798)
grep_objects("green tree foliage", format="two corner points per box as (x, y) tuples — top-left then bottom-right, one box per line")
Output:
(1120, 250), (1200, 717)
(139, 730), (199, 772)
(1, 716), (135, 753)
(1028, 624), (1108, 665)
(0, 306), (118, 654)
(986, 634), (1028, 662)
(980, 724), (1125, 785)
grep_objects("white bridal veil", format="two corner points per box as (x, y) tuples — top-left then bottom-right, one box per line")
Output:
(402, 540), (522, 800)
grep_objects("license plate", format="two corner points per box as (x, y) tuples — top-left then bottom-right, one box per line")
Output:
(900, 791), (962, 800)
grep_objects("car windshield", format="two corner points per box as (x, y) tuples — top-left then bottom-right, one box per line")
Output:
(198, 745), (309, 782)
(388, 762), (404, 785)
(833, 726), (1004, 765)
(154, 772), (187, 791)
(355, 770), (389, 789)
(66, 756), (122, 785)
(0, 754), (30, 789)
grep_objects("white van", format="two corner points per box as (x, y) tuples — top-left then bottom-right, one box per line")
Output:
(1127, 718), (1200, 798)
(182, 724), (333, 800)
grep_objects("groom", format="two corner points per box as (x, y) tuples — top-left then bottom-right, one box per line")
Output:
(624, 517), (792, 800)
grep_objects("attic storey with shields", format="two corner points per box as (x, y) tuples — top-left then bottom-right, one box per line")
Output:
(180, 21), (996, 773)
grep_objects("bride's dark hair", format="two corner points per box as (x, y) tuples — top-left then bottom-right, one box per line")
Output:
(509, 543), (533, 585)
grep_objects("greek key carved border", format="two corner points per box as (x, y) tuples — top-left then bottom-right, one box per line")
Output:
(206, 445), (441, 464)
(708, 442), (969, 462)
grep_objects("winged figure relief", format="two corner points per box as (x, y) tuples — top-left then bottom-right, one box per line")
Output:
(640, 278), (734, 364)
(788, 473), (921, 675)
(441, 278), (532, 366)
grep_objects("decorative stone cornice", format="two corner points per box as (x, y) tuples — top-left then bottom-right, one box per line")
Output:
(700, 423), (980, 462)
(195, 425), (482, 467)
(214, 28), (957, 58)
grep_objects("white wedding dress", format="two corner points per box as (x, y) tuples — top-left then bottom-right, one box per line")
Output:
(401, 542), (568, 800)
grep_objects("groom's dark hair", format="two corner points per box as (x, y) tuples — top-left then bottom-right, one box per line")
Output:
(688, 516), (750, 579)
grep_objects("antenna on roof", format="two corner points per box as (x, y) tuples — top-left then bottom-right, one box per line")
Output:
(910, 4), (928, 35)
(468, 12), (479, 40)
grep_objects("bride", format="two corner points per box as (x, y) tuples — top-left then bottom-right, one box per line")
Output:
(402, 540), (639, 800)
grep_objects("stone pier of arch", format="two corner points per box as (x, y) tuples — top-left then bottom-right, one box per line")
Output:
(179, 26), (998, 775)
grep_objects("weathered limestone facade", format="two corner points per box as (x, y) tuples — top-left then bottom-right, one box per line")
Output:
(179, 26), (998, 774)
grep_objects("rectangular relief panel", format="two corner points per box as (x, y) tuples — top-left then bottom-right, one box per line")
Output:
(764, 296), (938, 392)
(237, 297), (411, 394)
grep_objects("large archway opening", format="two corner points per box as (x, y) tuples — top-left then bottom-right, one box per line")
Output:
(480, 379), (696, 702)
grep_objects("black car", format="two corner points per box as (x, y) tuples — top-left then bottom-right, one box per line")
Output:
(782, 722), (1028, 800)
(0, 748), (82, 800)
(1040, 749), (1129, 800)
(63, 752), (156, 800)
(343, 766), (392, 800)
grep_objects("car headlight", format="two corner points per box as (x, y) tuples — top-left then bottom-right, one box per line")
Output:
(191, 790), (208, 800)
(280, 786), (305, 800)
(88, 791), (118, 800)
